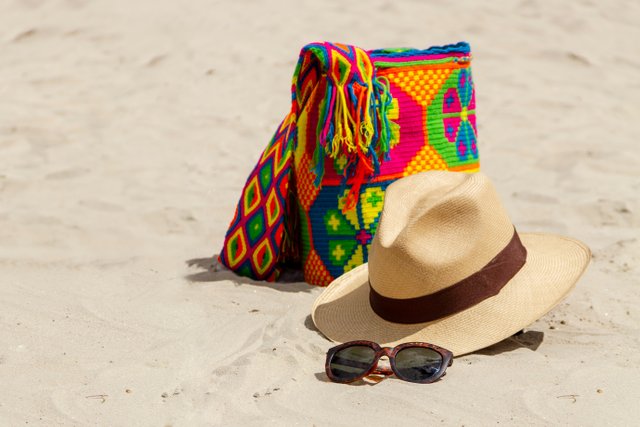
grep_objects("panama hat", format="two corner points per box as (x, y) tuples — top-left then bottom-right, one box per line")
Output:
(311, 171), (590, 356)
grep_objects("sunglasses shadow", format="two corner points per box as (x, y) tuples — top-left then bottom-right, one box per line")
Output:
(314, 372), (388, 386)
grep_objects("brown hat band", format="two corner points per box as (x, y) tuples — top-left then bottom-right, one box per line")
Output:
(369, 229), (527, 324)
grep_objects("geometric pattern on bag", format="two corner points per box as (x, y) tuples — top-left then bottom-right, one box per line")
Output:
(219, 117), (295, 281)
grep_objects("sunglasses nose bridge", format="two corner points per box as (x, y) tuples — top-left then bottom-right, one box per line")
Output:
(373, 350), (394, 376)
(380, 347), (393, 358)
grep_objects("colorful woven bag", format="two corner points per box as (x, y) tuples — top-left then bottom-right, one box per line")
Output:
(219, 41), (479, 285)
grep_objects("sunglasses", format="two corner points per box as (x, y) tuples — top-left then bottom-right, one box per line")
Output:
(325, 341), (453, 384)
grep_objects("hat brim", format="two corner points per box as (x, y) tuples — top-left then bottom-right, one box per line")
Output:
(311, 233), (590, 356)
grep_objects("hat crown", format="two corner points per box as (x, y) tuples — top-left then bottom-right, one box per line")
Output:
(368, 171), (514, 299)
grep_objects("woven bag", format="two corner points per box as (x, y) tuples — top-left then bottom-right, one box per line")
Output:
(219, 42), (479, 285)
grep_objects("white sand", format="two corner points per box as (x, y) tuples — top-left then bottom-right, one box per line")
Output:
(1, 0), (639, 425)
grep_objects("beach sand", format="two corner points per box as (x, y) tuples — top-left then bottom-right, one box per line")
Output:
(1, 0), (639, 425)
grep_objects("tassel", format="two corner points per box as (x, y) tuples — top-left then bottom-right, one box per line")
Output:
(342, 150), (375, 212)
(294, 43), (399, 211)
(312, 140), (325, 187)
(330, 85), (357, 157)
(372, 76), (398, 161)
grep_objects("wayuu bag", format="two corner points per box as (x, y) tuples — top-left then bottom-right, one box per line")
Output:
(219, 42), (479, 285)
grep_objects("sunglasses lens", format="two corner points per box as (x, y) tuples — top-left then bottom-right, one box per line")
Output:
(329, 345), (376, 381)
(394, 347), (443, 382)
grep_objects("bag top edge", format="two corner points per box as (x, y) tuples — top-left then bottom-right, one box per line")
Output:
(368, 41), (471, 59)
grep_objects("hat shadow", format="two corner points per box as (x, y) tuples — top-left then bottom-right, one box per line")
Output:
(185, 255), (312, 293)
(474, 330), (545, 355)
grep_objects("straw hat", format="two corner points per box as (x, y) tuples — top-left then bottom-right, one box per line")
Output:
(311, 171), (590, 356)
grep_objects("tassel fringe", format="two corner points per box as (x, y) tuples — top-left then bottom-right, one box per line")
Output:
(293, 43), (399, 212)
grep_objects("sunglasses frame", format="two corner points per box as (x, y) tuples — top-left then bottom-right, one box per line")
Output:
(325, 340), (453, 384)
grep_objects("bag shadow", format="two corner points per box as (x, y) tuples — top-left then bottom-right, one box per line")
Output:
(185, 255), (312, 293)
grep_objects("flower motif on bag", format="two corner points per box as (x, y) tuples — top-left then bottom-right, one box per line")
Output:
(323, 187), (385, 272)
(442, 69), (478, 160)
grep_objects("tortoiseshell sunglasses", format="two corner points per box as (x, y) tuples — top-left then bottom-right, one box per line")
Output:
(326, 341), (453, 384)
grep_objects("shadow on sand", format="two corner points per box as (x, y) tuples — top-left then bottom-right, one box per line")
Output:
(475, 330), (545, 356)
(185, 255), (312, 293)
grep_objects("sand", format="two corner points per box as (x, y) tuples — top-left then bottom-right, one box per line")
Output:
(1, 0), (639, 425)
